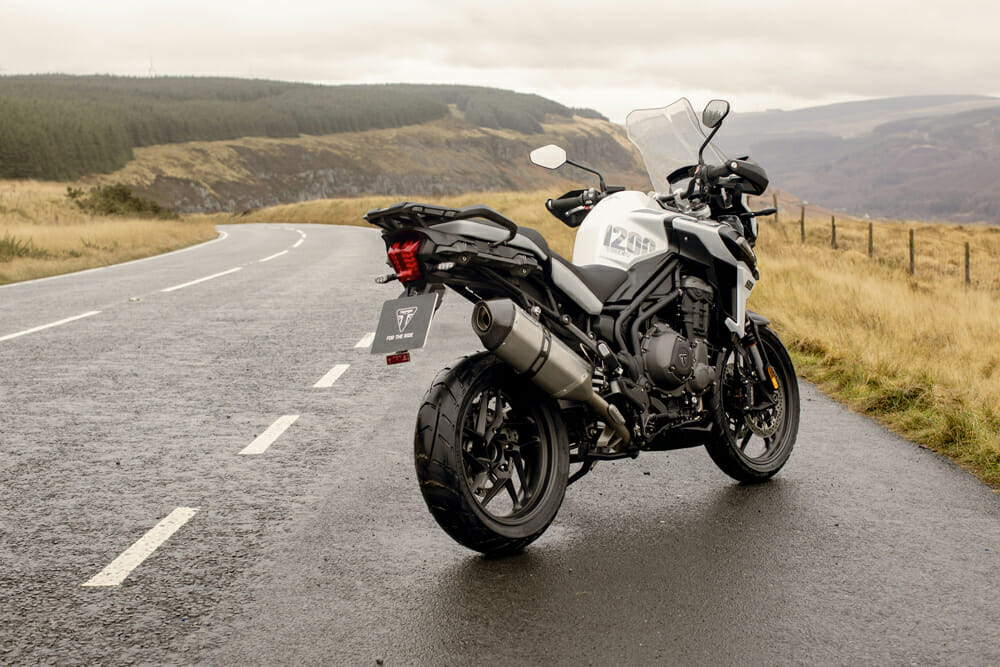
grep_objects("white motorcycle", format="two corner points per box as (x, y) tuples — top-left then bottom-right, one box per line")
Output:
(365, 98), (799, 555)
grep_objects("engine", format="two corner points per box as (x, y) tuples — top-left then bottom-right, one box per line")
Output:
(640, 276), (715, 396)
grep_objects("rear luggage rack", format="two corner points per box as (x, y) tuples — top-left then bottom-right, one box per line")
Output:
(364, 202), (518, 243)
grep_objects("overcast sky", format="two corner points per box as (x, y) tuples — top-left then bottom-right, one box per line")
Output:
(2, 0), (999, 122)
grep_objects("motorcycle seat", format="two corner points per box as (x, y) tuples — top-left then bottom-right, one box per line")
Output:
(553, 257), (627, 303)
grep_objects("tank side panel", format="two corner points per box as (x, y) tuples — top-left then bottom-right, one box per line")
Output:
(572, 191), (670, 269)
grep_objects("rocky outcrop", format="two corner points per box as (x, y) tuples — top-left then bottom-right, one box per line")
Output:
(97, 116), (650, 214)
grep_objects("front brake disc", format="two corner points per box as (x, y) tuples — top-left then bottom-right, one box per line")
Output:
(745, 389), (784, 438)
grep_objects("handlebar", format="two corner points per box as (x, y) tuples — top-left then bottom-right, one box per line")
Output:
(546, 193), (586, 214)
(700, 163), (732, 180)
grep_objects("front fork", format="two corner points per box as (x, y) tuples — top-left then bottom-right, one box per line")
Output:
(737, 319), (780, 409)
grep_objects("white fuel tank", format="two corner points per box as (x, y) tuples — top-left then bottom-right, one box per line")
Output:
(571, 190), (670, 269)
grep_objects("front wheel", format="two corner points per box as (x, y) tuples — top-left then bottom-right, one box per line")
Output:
(414, 353), (569, 555)
(706, 326), (800, 483)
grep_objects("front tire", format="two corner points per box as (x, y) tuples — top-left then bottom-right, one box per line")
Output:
(414, 353), (569, 555)
(706, 326), (800, 483)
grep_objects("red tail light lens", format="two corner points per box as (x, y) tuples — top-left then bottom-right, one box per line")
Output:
(387, 236), (423, 283)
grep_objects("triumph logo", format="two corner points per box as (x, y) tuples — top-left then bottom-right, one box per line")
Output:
(371, 293), (437, 355)
(396, 306), (418, 332)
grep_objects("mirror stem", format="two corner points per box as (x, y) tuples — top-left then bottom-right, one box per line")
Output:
(566, 159), (606, 192)
(697, 125), (722, 166)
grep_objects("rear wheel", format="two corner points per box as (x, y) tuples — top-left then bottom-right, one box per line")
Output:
(414, 353), (569, 555)
(706, 326), (799, 483)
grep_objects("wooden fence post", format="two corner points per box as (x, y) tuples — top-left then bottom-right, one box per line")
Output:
(868, 222), (874, 257)
(800, 206), (805, 243)
(831, 216), (837, 249)
(965, 242), (971, 286)
(909, 229), (915, 275)
(772, 193), (779, 224)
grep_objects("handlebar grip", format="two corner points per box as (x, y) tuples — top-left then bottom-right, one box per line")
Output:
(701, 163), (731, 180)
(546, 195), (584, 214)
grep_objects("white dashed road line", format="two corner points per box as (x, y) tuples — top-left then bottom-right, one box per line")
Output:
(354, 332), (375, 348)
(82, 507), (199, 587)
(292, 238), (304, 249)
(239, 415), (300, 455)
(0, 231), (229, 291)
(259, 250), (289, 263)
(0, 310), (102, 342)
(314, 364), (350, 388)
(160, 267), (242, 293)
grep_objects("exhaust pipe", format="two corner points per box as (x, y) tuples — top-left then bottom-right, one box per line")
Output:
(472, 299), (631, 447)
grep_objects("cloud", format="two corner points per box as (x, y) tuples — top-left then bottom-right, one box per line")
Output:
(2, 0), (998, 120)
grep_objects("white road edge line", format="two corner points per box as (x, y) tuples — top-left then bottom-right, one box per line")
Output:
(259, 250), (289, 263)
(0, 231), (229, 291)
(82, 507), (199, 587)
(160, 267), (242, 293)
(314, 364), (350, 388)
(0, 310), (102, 342)
(292, 238), (304, 249)
(239, 415), (300, 455)
(354, 332), (375, 348)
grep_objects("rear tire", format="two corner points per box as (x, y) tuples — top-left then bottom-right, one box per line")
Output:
(706, 326), (800, 483)
(414, 353), (569, 555)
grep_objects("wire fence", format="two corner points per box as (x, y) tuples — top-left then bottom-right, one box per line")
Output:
(750, 191), (1000, 291)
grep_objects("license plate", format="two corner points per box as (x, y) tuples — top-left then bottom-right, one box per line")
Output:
(370, 293), (439, 354)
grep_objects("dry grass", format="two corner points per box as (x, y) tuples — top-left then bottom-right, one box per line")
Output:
(0, 180), (217, 285)
(764, 206), (1000, 291)
(752, 206), (1000, 485)
(218, 189), (1000, 485)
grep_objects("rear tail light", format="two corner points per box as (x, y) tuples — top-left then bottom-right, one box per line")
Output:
(387, 236), (424, 283)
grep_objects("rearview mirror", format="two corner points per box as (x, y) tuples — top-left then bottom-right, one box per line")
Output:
(702, 100), (730, 129)
(529, 144), (567, 170)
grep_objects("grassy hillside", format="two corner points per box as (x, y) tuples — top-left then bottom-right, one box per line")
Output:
(0, 180), (216, 285)
(747, 104), (1000, 224)
(204, 191), (1000, 486)
(0, 76), (605, 181)
(85, 114), (648, 214)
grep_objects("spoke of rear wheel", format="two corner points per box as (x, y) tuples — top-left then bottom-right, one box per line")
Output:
(480, 474), (508, 507)
(463, 449), (491, 473)
(740, 431), (753, 451)
(474, 389), (492, 438)
(512, 455), (528, 492)
(505, 480), (520, 507)
(518, 437), (541, 449)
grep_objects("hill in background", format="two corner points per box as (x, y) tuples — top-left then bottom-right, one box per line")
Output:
(94, 112), (647, 214)
(6, 77), (999, 223)
(0, 75), (646, 212)
(718, 95), (1000, 224)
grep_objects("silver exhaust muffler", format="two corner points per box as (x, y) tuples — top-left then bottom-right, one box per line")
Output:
(472, 299), (631, 447)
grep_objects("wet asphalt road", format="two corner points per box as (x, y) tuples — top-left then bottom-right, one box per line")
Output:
(2, 223), (999, 665)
